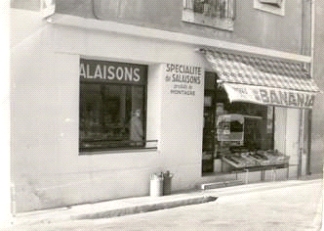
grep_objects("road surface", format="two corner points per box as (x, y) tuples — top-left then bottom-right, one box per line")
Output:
(5, 179), (323, 231)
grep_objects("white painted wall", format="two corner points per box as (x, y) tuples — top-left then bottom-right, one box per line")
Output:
(0, 0), (11, 224)
(158, 63), (204, 190)
(146, 65), (163, 148)
(11, 9), (206, 212)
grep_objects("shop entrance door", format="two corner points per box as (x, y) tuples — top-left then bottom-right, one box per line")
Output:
(202, 91), (216, 173)
(202, 72), (217, 173)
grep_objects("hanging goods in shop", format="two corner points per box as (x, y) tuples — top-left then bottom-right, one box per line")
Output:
(217, 114), (244, 144)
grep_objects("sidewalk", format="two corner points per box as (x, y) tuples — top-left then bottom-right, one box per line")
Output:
(7, 175), (322, 228)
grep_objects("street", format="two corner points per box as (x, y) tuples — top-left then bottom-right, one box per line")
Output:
(6, 179), (323, 231)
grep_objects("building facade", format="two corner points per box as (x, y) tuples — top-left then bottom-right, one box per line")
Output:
(10, 0), (321, 212)
(311, 0), (324, 175)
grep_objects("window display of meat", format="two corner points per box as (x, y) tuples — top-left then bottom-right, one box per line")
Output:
(222, 155), (246, 168)
(240, 152), (257, 167)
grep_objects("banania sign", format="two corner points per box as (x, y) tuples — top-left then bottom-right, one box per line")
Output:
(224, 83), (315, 109)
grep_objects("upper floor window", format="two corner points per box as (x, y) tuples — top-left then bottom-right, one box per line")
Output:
(259, 0), (283, 8)
(254, 0), (285, 16)
(182, 0), (236, 31)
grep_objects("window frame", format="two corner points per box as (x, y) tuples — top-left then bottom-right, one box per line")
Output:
(182, 0), (236, 31)
(78, 58), (155, 154)
(253, 0), (285, 16)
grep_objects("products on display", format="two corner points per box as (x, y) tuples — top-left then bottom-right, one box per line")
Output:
(222, 149), (290, 169)
(217, 114), (244, 144)
(216, 113), (290, 171)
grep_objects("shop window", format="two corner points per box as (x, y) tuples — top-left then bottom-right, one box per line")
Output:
(213, 78), (277, 169)
(213, 101), (280, 173)
(79, 58), (150, 152)
(253, 0), (285, 16)
(182, 0), (236, 31)
(215, 102), (274, 152)
(203, 73), (289, 175)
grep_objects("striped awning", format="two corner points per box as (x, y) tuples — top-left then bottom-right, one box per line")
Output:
(202, 49), (320, 109)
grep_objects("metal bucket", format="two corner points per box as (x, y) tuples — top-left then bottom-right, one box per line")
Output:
(163, 171), (173, 196)
(150, 173), (163, 197)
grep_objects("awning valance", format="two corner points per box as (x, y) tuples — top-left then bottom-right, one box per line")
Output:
(223, 83), (315, 109)
(202, 49), (320, 108)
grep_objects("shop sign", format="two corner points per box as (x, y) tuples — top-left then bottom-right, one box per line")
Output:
(164, 63), (203, 96)
(223, 83), (315, 109)
(80, 58), (147, 85)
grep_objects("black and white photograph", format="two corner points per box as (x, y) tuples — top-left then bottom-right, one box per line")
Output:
(1, 0), (324, 230)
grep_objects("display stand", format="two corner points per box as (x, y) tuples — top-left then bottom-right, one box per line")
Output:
(222, 158), (290, 184)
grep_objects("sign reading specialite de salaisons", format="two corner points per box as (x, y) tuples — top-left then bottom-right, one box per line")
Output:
(164, 63), (203, 96)
(80, 58), (147, 85)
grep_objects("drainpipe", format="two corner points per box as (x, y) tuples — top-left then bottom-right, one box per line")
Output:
(297, 0), (305, 179)
(298, 0), (313, 178)
(307, 0), (315, 175)
(310, 0), (315, 73)
(298, 109), (304, 178)
(307, 110), (312, 175)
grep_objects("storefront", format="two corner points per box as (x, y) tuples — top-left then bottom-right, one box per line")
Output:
(11, 13), (208, 211)
(11, 6), (321, 211)
(200, 49), (320, 182)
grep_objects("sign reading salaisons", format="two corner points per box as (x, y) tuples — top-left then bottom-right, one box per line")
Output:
(223, 83), (315, 109)
(164, 63), (203, 96)
(80, 58), (147, 85)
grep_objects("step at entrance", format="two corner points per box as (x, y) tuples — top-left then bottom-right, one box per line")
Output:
(201, 180), (244, 190)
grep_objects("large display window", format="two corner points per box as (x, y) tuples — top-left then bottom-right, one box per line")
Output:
(215, 102), (274, 152)
(215, 102), (286, 171)
(202, 72), (289, 173)
(79, 58), (148, 152)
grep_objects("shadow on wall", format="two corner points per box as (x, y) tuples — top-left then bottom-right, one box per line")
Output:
(310, 135), (324, 174)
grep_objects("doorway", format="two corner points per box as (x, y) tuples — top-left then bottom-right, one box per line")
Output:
(202, 72), (217, 173)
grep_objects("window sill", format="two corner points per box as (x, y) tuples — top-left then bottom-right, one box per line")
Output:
(79, 147), (159, 156)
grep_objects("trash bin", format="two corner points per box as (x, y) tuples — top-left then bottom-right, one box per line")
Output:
(163, 171), (173, 196)
(150, 173), (163, 197)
